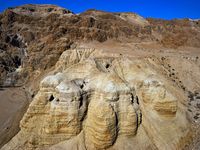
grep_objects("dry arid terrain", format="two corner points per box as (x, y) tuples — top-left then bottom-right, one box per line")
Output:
(0, 4), (200, 150)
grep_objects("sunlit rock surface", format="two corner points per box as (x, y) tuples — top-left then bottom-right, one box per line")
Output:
(2, 48), (192, 150)
(1, 4), (200, 150)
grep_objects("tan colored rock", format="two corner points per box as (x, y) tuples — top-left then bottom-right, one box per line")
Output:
(119, 13), (149, 26)
(141, 77), (177, 117)
(1, 4), (200, 150)
(2, 48), (193, 150)
(84, 100), (117, 149)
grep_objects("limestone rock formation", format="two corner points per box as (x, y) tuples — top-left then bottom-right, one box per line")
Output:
(2, 48), (193, 150)
(11, 4), (72, 17)
(141, 77), (177, 117)
(1, 4), (200, 150)
(1, 4), (200, 87)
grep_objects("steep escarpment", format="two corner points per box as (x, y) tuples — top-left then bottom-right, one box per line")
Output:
(2, 48), (196, 150)
(147, 18), (200, 48)
(0, 4), (200, 150)
(0, 4), (153, 87)
(1, 4), (200, 88)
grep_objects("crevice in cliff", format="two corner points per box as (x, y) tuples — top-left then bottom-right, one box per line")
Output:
(94, 58), (113, 72)
(49, 95), (54, 102)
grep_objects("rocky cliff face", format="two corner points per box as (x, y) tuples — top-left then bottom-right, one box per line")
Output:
(0, 4), (200, 150)
(1, 4), (200, 87)
(1, 48), (197, 150)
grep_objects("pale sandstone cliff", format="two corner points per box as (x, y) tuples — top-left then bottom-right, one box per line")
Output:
(1, 4), (200, 150)
(2, 48), (194, 150)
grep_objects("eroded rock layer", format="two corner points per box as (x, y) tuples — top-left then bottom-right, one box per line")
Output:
(2, 48), (192, 150)
(1, 4), (200, 150)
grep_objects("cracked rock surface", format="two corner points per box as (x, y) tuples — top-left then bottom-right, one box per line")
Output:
(0, 4), (200, 150)
(2, 49), (193, 150)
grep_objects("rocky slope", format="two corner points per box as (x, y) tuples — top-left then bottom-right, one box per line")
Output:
(0, 4), (200, 150)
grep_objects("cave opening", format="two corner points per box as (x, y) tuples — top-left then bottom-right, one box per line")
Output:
(80, 84), (84, 89)
(49, 95), (54, 102)
(105, 63), (110, 69)
(79, 96), (83, 108)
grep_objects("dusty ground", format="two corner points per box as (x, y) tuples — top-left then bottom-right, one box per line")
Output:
(0, 87), (29, 148)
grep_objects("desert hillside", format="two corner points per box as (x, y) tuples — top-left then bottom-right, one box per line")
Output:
(0, 4), (200, 150)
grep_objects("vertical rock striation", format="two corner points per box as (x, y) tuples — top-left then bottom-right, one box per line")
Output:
(2, 48), (192, 150)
